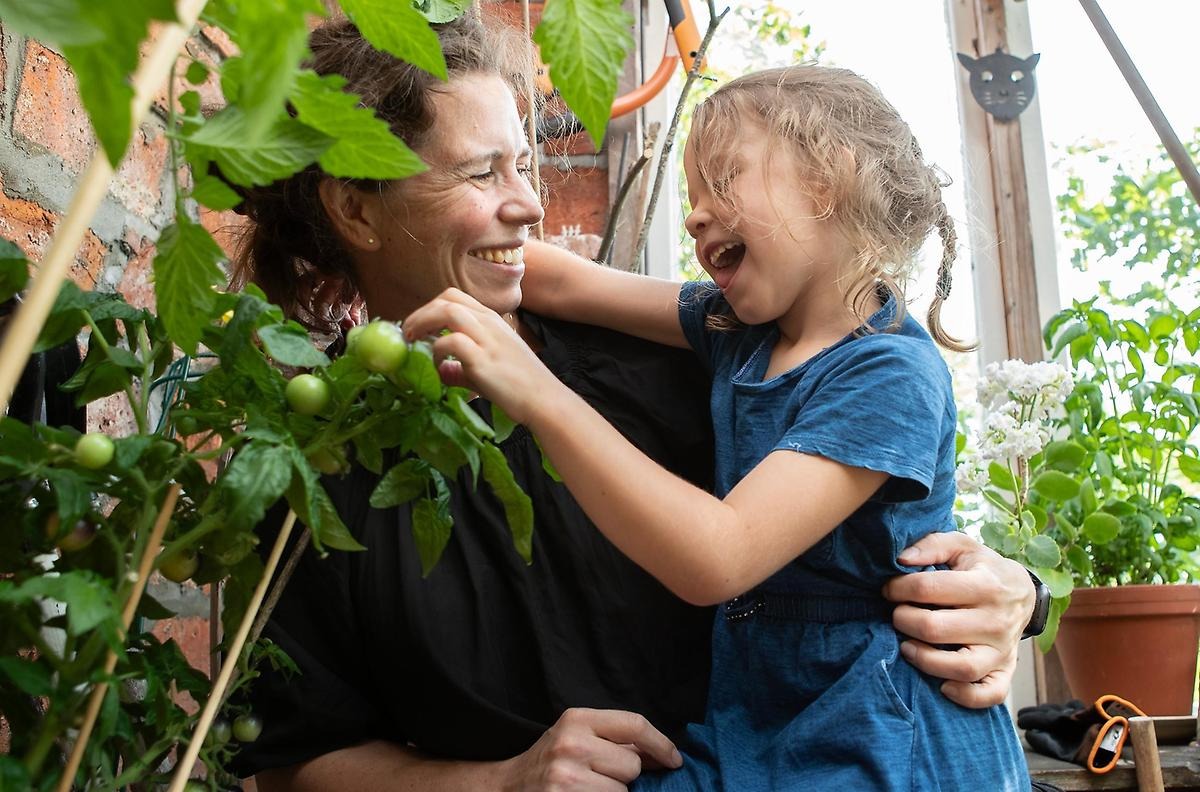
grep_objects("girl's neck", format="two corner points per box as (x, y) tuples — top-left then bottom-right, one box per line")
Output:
(765, 281), (883, 380)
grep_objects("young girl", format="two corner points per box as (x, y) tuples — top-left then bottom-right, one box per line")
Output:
(404, 65), (1027, 790)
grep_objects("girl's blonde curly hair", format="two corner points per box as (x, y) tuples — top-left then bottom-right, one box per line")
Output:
(689, 65), (973, 352)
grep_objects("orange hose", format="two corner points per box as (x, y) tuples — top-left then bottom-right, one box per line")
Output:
(611, 52), (678, 118)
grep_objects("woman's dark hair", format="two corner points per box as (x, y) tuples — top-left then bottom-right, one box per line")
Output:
(227, 14), (524, 331)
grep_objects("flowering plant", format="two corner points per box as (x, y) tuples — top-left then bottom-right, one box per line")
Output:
(959, 299), (1200, 649)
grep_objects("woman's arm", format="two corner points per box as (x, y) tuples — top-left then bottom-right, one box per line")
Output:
(255, 709), (682, 792)
(406, 289), (884, 606)
(884, 532), (1036, 708)
(520, 239), (688, 348)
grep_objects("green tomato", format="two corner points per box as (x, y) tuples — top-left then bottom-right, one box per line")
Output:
(232, 713), (263, 743)
(285, 373), (331, 416)
(345, 323), (366, 354)
(351, 321), (408, 373)
(307, 446), (344, 476)
(74, 433), (115, 469)
(159, 549), (199, 583)
(182, 781), (207, 792)
(208, 718), (232, 746)
(174, 415), (199, 436)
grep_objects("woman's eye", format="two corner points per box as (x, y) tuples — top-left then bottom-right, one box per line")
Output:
(517, 164), (534, 179)
(470, 171), (496, 183)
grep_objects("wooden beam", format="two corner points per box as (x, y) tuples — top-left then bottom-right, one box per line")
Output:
(966, 0), (1044, 363)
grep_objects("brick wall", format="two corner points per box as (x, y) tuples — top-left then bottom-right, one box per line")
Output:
(0, 0), (614, 742)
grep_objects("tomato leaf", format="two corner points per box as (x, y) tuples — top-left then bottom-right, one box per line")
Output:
(534, 0), (634, 150)
(491, 404), (517, 443)
(340, 0), (448, 80)
(190, 173), (244, 211)
(370, 458), (431, 508)
(0, 656), (54, 696)
(219, 442), (294, 532)
(414, 0), (471, 22)
(153, 221), (225, 355)
(185, 108), (333, 188)
(290, 71), (427, 180)
(0, 240), (28, 304)
(259, 322), (332, 369)
(480, 442), (534, 563)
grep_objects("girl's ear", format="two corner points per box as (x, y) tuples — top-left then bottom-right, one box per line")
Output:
(318, 179), (382, 252)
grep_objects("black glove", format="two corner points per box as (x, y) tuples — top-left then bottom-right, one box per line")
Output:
(1019, 696), (1146, 772)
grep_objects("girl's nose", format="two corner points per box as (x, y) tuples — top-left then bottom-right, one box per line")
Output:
(684, 207), (708, 239)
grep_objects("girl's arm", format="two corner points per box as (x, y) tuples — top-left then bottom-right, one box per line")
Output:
(406, 289), (885, 606)
(520, 238), (688, 348)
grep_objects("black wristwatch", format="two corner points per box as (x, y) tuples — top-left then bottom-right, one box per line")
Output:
(1021, 569), (1052, 640)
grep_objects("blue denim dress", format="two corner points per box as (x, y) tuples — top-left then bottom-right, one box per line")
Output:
(634, 285), (1027, 791)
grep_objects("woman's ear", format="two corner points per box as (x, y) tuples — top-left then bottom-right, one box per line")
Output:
(318, 179), (382, 252)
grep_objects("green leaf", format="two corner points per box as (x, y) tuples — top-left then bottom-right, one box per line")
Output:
(399, 341), (442, 402)
(450, 391), (494, 439)
(491, 404), (517, 443)
(1179, 455), (1200, 483)
(0, 239), (29, 303)
(219, 442), (294, 531)
(1148, 312), (1179, 339)
(259, 322), (331, 368)
(286, 449), (366, 553)
(414, 0), (471, 22)
(980, 521), (1011, 553)
(185, 60), (209, 86)
(0, 656), (53, 696)
(1043, 440), (1087, 472)
(57, 0), (177, 166)
(410, 497), (453, 576)
(1081, 511), (1121, 544)
(1035, 594), (1069, 652)
(210, 0), (316, 141)
(1050, 322), (1088, 359)
(341, 0), (448, 79)
(1024, 535), (1061, 568)
(1030, 470), (1081, 501)
(153, 220), (225, 355)
(1078, 476), (1098, 516)
(191, 173), (244, 211)
(534, 0), (635, 150)
(0, 0), (107, 45)
(480, 442), (534, 563)
(290, 71), (427, 180)
(370, 458), (431, 508)
(15, 572), (120, 640)
(1065, 545), (1092, 579)
(186, 108), (333, 187)
(987, 461), (1017, 492)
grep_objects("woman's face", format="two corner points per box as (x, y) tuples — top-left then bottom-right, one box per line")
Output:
(359, 72), (543, 321)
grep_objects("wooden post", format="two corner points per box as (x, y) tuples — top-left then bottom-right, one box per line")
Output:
(1129, 717), (1166, 792)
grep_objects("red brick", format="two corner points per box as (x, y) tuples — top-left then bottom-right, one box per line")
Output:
(152, 37), (226, 118)
(200, 24), (238, 59)
(541, 165), (609, 237)
(14, 41), (95, 173)
(0, 24), (8, 128)
(111, 124), (169, 218)
(150, 613), (212, 684)
(0, 177), (107, 288)
(199, 206), (248, 263)
(116, 230), (157, 310)
(88, 391), (140, 437)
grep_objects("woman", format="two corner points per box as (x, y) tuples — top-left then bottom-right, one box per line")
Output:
(232, 14), (1037, 791)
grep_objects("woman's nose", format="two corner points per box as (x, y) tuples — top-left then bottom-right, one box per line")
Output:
(502, 175), (545, 227)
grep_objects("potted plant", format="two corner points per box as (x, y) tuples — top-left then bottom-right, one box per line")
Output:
(959, 299), (1200, 715)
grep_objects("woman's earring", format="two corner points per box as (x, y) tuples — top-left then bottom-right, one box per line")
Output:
(367, 237), (375, 245)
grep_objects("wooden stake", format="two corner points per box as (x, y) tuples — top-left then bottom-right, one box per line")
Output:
(1129, 716), (1166, 792)
(55, 483), (181, 792)
(166, 510), (298, 792)
(0, 0), (209, 415)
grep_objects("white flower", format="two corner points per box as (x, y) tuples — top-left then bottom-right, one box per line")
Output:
(956, 453), (988, 494)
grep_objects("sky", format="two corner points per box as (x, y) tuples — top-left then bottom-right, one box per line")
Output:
(679, 1), (1200, 345)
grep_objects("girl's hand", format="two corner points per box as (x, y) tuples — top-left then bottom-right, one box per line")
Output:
(403, 288), (562, 425)
(882, 532), (1034, 708)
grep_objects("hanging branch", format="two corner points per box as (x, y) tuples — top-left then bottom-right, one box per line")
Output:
(166, 510), (299, 792)
(632, 6), (728, 268)
(598, 122), (660, 266)
(55, 484), (181, 792)
(0, 0), (210, 415)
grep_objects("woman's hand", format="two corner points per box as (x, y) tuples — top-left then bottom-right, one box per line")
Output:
(498, 708), (683, 791)
(882, 532), (1035, 708)
(403, 287), (563, 425)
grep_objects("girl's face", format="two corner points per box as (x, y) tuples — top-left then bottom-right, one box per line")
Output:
(357, 72), (544, 322)
(683, 132), (850, 329)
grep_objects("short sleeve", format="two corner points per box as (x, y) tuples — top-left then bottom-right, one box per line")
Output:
(776, 338), (950, 502)
(677, 281), (724, 368)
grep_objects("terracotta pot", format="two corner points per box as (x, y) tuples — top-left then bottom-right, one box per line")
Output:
(1055, 583), (1200, 715)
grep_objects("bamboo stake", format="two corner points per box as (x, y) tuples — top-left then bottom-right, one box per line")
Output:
(55, 483), (181, 792)
(0, 0), (209, 415)
(166, 510), (298, 792)
(519, 0), (544, 240)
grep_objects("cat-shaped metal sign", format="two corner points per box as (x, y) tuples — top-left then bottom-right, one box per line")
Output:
(957, 48), (1041, 121)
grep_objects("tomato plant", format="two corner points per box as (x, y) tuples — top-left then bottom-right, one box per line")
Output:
(0, 0), (633, 788)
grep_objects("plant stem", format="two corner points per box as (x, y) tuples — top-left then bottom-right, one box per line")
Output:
(82, 312), (148, 436)
(598, 122), (659, 266)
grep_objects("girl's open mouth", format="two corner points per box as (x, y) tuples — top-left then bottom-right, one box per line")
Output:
(707, 241), (745, 291)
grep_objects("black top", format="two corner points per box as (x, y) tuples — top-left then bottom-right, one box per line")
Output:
(233, 314), (716, 776)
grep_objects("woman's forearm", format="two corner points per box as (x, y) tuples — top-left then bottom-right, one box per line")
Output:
(253, 740), (508, 792)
